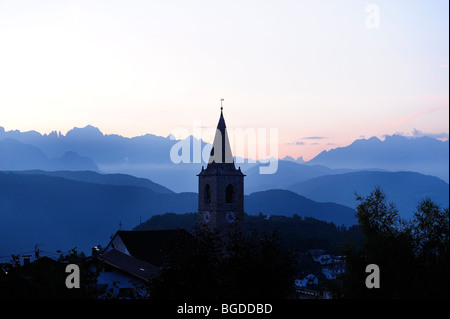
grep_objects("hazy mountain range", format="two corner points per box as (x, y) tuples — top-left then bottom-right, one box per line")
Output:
(0, 171), (356, 256)
(1, 124), (448, 190)
(308, 135), (449, 183)
(0, 138), (98, 172)
(289, 171), (449, 219)
(244, 160), (362, 194)
(1, 125), (206, 192)
(1, 124), (448, 256)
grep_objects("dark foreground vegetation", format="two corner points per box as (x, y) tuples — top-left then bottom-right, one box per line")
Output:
(1, 188), (448, 298)
(333, 187), (449, 298)
(134, 212), (362, 255)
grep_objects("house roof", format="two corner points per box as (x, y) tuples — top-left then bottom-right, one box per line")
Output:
(98, 248), (159, 282)
(110, 229), (193, 267)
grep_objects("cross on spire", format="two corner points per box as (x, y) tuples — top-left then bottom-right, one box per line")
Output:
(220, 98), (224, 111)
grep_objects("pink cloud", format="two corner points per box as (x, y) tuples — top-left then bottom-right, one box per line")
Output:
(438, 58), (449, 68)
(380, 104), (449, 129)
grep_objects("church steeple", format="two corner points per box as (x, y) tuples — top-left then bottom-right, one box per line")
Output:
(197, 104), (245, 234)
(205, 106), (236, 172)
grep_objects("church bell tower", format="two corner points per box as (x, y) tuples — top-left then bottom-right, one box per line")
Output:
(198, 106), (245, 234)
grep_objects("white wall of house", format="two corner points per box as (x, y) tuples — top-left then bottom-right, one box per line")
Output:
(295, 273), (319, 287)
(313, 254), (333, 265)
(322, 266), (344, 280)
(97, 269), (148, 298)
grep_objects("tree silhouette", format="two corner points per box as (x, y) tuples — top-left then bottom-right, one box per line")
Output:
(0, 247), (102, 298)
(336, 188), (449, 298)
(407, 199), (449, 297)
(149, 227), (298, 299)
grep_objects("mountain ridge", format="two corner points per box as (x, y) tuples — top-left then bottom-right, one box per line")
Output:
(306, 134), (449, 182)
(289, 170), (449, 218)
(0, 171), (356, 256)
(8, 169), (175, 194)
(0, 138), (99, 172)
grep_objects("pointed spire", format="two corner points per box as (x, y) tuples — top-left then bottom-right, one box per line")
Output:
(205, 103), (236, 171)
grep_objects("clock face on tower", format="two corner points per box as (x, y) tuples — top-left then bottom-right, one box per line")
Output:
(203, 211), (211, 223)
(225, 211), (236, 223)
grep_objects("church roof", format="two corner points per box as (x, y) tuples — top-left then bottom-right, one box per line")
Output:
(108, 229), (193, 267)
(199, 108), (244, 176)
(97, 248), (158, 282)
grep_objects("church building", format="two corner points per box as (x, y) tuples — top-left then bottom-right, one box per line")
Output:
(197, 107), (245, 234)
(94, 105), (245, 297)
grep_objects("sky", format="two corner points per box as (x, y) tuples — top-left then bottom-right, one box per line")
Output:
(0, 0), (448, 160)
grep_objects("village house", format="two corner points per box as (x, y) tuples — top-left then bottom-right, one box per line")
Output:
(95, 229), (192, 298)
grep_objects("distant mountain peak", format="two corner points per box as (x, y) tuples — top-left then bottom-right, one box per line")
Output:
(351, 136), (382, 146)
(166, 133), (176, 140)
(282, 155), (305, 163)
(66, 125), (104, 138)
(368, 136), (382, 142)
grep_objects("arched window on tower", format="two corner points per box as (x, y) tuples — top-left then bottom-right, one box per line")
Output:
(225, 184), (233, 203)
(204, 184), (211, 204)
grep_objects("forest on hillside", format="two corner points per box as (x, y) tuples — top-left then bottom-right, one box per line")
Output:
(133, 212), (363, 255)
